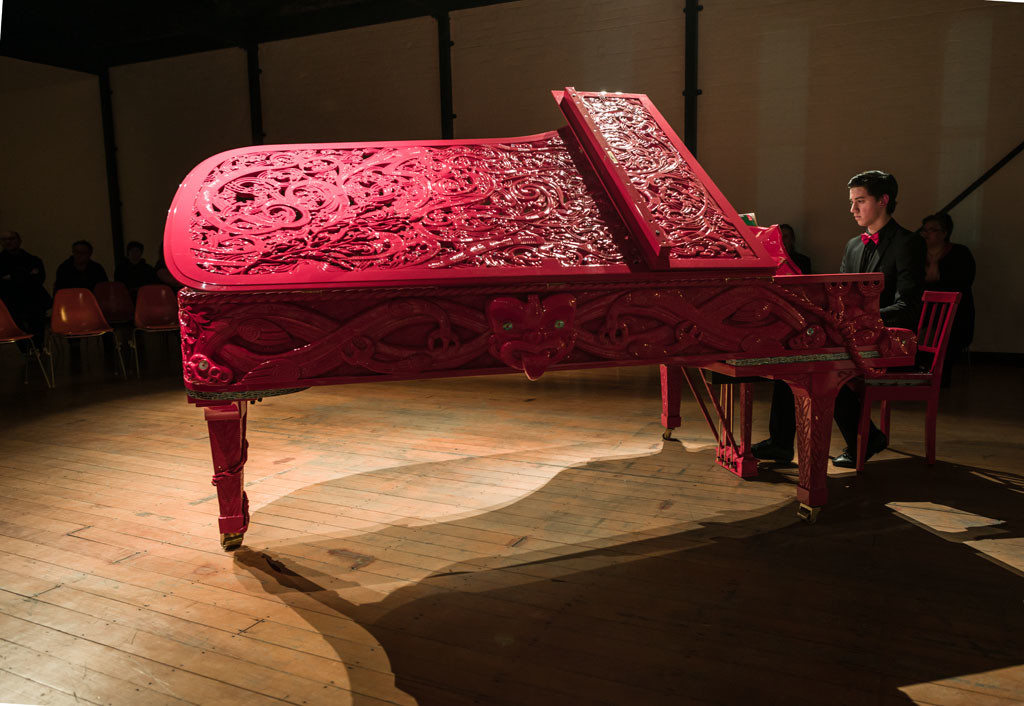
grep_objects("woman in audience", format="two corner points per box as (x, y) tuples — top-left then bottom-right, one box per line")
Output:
(919, 213), (975, 386)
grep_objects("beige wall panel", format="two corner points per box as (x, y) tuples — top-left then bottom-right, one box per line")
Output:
(971, 8), (1024, 353)
(110, 49), (251, 265)
(698, 0), (1023, 352)
(0, 58), (111, 290)
(451, 0), (686, 140)
(698, 4), (762, 220)
(260, 18), (440, 144)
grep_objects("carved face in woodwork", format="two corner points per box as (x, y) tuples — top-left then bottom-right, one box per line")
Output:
(487, 294), (577, 380)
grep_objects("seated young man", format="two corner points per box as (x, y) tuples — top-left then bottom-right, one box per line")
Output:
(753, 170), (925, 468)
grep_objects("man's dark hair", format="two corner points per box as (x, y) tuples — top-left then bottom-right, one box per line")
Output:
(847, 170), (898, 214)
(126, 241), (144, 253)
(921, 213), (954, 242)
(71, 239), (93, 254)
(779, 223), (795, 237)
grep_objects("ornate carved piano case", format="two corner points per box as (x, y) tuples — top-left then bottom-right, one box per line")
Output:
(164, 88), (914, 547)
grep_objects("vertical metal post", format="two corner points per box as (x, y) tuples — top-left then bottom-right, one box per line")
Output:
(683, 0), (703, 156)
(246, 42), (265, 145)
(98, 67), (125, 260)
(435, 11), (455, 139)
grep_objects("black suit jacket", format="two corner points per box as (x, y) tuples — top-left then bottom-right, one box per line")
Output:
(839, 218), (925, 330)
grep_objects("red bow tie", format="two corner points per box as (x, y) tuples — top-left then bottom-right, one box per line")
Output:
(861, 231), (879, 245)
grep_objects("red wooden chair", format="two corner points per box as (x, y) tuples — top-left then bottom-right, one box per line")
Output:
(855, 291), (961, 472)
(50, 287), (128, 379)
(131, 284), (179, 377)
(94, 280), (135, 324)
(0, 298), (52, 388)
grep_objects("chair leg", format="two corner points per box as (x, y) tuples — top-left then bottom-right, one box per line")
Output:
(46, 340), (56, 386)
(132, 330), (142, 379)
(108, 331), (128, 379)
(856, 397), (872, 473)
(28, 342), (53, 388)
(925, 398), (938, 465)
(880, 400), (891, 437)
(44, 330), (61, 385)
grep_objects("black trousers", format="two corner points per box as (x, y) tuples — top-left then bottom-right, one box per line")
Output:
(767, 379), (878, 451)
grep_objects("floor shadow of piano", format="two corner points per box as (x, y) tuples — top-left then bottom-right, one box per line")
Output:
(233, 444), (1024, 706)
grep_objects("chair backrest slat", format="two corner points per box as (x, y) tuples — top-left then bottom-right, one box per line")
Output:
(916, 291), (961, 385)
(921, 304), (942, 351)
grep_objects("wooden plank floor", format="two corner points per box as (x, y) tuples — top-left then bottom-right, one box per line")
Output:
(1, 351), (1023, 706)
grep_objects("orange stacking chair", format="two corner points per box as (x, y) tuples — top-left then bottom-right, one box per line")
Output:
(0, 298), (52, 388)
(131, 284), (180, 377)
(94, 281), (135, 324)
(855, 291), (961, 472)
(50, 287), (128, 380)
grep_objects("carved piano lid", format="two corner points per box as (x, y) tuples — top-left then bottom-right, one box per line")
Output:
(164, 89), (778, 291)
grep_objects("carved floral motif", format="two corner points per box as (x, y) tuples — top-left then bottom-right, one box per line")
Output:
(581, 95), (752, 261)
(178, 277), (906, 390)
(186, 353), (233, 384)
(185, 134), (637, 280)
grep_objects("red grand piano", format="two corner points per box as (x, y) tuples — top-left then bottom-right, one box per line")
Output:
(164, 88), (915, 549)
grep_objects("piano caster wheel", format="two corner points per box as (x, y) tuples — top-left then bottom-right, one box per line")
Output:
(220, 532), (245, 551)
(662, 429), (674, 440)
(797, 504), (821, 524)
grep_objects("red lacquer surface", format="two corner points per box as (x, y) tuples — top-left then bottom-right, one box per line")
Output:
(167, 130), (646, 291)
(178, 274), (912, 393)
(164, 90), (777, 291)
(579, 93), (756, 262)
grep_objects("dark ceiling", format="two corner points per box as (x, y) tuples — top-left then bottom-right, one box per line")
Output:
(0, 0), (516, 74)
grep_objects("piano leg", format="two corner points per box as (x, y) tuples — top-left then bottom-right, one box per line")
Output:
(204, 401), (250, 550)
(787, 371), (848, 523)
(660, 364), (682, 439)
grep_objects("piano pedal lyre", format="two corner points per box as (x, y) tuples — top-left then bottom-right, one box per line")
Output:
(220, 532), (245, 551)
(662, 428), (675, 440)
(797, 504), (821, 524)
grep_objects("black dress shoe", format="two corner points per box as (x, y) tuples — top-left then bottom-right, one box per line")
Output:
(751, 439), (794, 463)
(833, 432), (888, 469)
(832, 450), (856, 468)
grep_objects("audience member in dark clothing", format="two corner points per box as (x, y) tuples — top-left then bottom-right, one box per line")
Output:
(920, 213), (975, 386)
(115, 241), (159, 294)
(753, 170), (925, 469)
(0, 230), (51, 346)
(155, 249), (184, 291)
(54, 239), (108, 293)
(779, 223), (812, 274)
